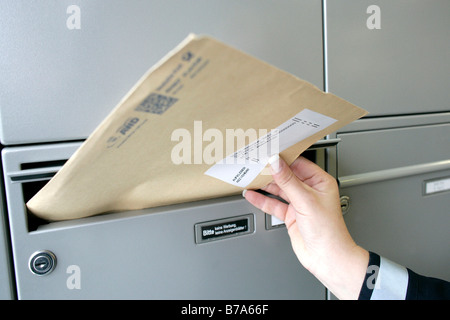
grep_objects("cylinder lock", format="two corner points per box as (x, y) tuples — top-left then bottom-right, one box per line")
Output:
(29, 250), (57, 276)
(340, 196), (350, 215)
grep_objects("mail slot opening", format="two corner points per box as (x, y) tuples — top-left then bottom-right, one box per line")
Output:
(302, 149), (316, 163)
(17, 146), (324, 232)
(21, 159), (67, 170)
(13, 158), (68, 231)
(22, 180), (51, 232)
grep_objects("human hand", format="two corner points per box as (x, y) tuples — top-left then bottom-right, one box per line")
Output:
(243, 154), (369, 299)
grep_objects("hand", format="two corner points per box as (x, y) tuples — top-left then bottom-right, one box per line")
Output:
(243, 154), (369, 299)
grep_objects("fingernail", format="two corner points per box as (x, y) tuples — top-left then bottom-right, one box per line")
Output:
(268, 154), (281, 173)
(242, 189), (247, 198)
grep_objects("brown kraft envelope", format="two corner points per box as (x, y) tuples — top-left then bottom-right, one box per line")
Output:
(27, 34), (368, 221)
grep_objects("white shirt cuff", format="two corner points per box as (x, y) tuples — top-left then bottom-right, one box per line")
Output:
(371, 256), (409, 300)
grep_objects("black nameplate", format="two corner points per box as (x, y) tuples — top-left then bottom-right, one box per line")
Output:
(195, 214), (254, 244)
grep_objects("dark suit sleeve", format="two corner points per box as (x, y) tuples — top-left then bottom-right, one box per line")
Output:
(358, 251), (380, 300)
(359, 252), (450, 300)
(406, 269), (450, 300)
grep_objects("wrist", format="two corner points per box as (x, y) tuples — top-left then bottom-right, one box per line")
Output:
(310, 243), (369, 300)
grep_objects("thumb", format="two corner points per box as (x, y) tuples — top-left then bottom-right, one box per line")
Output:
(268, 154), (311, 204)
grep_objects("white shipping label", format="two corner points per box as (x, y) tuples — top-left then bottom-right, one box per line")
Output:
(205, 108), (337, 187)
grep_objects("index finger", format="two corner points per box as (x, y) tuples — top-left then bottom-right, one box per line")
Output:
(289, 156), (337, 192)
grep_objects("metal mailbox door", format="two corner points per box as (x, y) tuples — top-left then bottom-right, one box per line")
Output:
(326, 0), (450, 116)
(0, 190), (14, 299)
(2, 142), (326, 299)
(0, 0), (323, 145)
(337, 121), (450, 281)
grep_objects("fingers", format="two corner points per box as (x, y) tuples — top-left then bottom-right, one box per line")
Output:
(243, 189), (289, 222)
(290, 156), (337, 193)
(261, 181), (289, 203)
(260, 155), (323, 201)
(247, 155), (322, 212)
(244, 154), (336, 220)
(267, 154), (312, 204)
